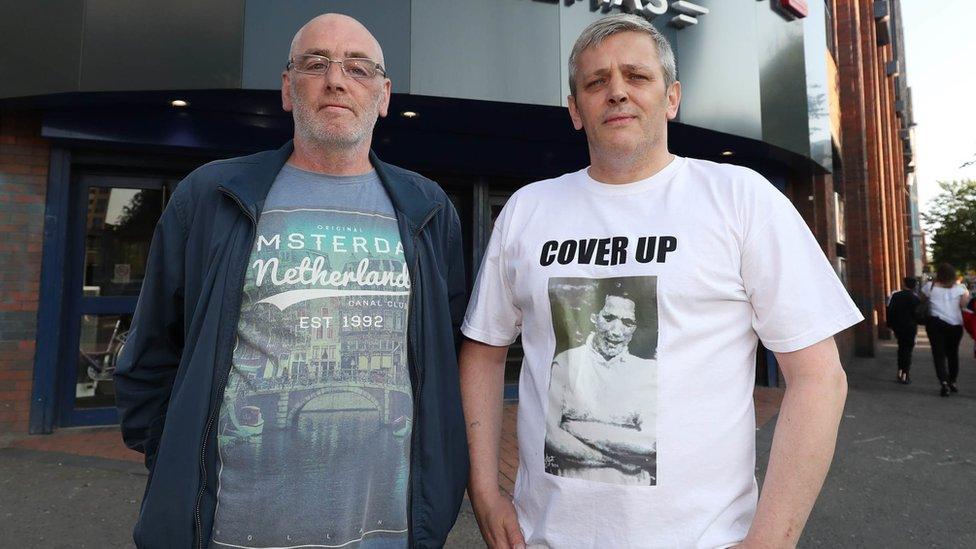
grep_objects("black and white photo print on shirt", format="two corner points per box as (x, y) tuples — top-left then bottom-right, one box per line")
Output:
(545, 276), (659, 486)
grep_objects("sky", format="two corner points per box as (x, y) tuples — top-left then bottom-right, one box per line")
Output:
(900, 0), (976, 215)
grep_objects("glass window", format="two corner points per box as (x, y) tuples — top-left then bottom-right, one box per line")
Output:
(835, 192), (846, 244)
(84, 187), (163, 296)
(76, 314), (131, 409)
(488, 193), (524, 385)
(825, 0), (837, 61)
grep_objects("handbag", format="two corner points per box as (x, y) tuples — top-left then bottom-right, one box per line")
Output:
(914, 282), (932, 325)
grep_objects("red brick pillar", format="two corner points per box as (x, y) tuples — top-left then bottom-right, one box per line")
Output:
(883, 50), (908, 291)
(835, 0), (876, 356)
(858, 0), (890, 341)
(0, 111), (49, 433)
(877, 44), (895, 339)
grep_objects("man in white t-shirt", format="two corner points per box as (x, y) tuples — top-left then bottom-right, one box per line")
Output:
(459, 13), (862, 549)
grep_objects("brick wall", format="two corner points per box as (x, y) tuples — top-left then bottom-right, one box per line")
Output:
(0, 111), (48, 433)
(834, 0), (911, 356)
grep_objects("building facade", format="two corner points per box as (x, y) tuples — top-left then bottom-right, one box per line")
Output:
(830, 0), (920, 356)
(0, 0), (917, 434)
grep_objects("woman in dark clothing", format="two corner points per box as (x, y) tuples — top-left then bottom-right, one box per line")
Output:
(922, 263), (970, 397)
(886, 277), (920, 384)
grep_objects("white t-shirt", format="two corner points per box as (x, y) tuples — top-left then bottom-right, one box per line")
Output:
(922, 282), (968, 325)
(462, 156), (863, 548)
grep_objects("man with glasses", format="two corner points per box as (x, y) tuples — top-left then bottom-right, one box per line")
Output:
(115, 13), (468, 548)
(460, 14), (860, 548)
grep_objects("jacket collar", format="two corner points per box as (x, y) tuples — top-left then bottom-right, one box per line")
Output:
(221, 141), (294, 220)
(221, 140), (439, 231)
(369, 150), (441, 234)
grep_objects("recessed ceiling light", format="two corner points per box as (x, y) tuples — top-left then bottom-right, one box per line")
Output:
(400, 111), (418, 119)
(171, 99), (189, 108)
(721, 150), (734, 156)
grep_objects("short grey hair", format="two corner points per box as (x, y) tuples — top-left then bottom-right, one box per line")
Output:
(568, 14), (677, 96)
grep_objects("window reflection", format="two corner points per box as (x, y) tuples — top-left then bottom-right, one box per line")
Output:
(76, 314), (132, 409)
(84, 187), (162, 296)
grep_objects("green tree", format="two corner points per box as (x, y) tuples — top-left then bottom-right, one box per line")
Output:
(922, 179), (976, 270)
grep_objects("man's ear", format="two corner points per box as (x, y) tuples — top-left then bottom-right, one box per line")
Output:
(568, 94), (585, 131)
(282, 71), (293, 113)
(666, 80), (681, 120)
(378, 78), (392, 118)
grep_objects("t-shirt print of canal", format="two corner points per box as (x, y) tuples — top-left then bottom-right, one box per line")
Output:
(212, 205), (413, 549)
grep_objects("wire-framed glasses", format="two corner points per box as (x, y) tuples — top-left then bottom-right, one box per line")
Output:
(286, 54), (387, 79)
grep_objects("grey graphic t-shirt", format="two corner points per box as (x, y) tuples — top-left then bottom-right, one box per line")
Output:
(212, 164), (412, 549)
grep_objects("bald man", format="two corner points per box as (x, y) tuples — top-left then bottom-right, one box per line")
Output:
(115, 14), (469, 548)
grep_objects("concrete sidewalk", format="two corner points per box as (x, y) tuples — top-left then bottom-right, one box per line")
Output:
(0, 390), (783, 548)
(4, 335), (974, 547)
(796, 333), (976, 548)
(0, 389), (783, 548)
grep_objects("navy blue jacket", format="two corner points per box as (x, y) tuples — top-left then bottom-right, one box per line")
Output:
(115, 142), (469, 548)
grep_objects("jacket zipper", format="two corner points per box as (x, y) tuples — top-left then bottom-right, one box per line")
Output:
(194, 188), (256, 549)
(406, 205), (441, 548)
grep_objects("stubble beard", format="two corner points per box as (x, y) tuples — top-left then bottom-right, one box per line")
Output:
(590, 128), (657, 172)
(586, 98), (669, 170)
(291, 89), (380, 150)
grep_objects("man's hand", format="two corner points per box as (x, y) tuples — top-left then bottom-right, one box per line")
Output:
(460, 339), (525, 548)
(471, 491), (526, 549)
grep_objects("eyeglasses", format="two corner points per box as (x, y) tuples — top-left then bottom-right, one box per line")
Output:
(286, 54), (387, 79)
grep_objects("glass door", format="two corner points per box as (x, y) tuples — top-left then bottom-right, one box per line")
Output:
(487, 193), (525, 394)
(60, 173), (179, 426)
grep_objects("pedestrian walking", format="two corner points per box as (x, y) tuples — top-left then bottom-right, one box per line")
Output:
(921, 263), (970, 397)
(886, 277), (921, 384)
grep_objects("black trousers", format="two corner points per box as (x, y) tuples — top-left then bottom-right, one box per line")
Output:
(893, 328), (917, 372)
(924, 317), (964, 384)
